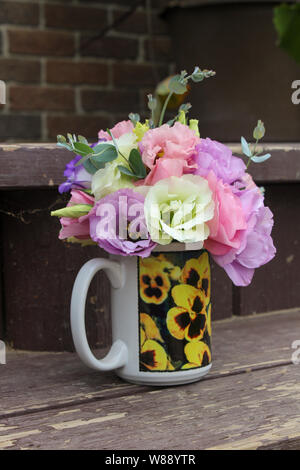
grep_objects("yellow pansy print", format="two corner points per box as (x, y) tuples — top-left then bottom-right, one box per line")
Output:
(155, 254), (182, 281)
(140, 313), (163, 343)
(139, 258), (171, 305)
(139, 313), (173, 371)
(181, 341), (211, 369)
(167, 285), (207, 342)
(181, 252), (210, 306)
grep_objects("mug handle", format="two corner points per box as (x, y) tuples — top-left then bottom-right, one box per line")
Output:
(71, 258), (128, 371)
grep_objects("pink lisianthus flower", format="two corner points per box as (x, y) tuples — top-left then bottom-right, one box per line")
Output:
(98, 120), (134, 140)
(59, 190), (94, 240)
(213, 188), (276, 286)
(139, 122), (200, 185)
(203, 171), (247, 256)
(193, 138), (246, 184)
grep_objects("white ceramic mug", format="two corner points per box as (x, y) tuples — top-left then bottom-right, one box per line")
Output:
(71, 246), (212, 386)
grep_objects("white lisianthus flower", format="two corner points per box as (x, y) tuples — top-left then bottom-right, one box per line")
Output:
(92, 132), (138, 200)
(92, 160), (134, 200)
(144, 175), (215, 245)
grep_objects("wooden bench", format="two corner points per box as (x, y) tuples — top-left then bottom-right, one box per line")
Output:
(0, 309), (299, 450)
(0, 143), (300, 352)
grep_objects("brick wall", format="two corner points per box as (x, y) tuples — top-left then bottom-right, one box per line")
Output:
(0, 0), (173, 142)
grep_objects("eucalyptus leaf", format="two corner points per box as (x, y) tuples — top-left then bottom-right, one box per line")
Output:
(73, 142), (94, 157)
(251, 153), (271, 163)
(67, 133), (74, 146)
(57, 134), (66, 144)
(93, 143), (117, 158)
(128, 149), (146, 178)
(241, 137), (252, 157)
(91, 147), (118, 165)
(128, 112), (140, 125)
(78, 135), (88, 145)
(83, 159), (98, 175)
(168, 75), (187, 94)
(117, 165), (136, 178)
(57, 142), (72, 151)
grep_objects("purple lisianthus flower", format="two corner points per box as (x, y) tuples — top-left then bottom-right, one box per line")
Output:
(59, 141), (104, 194)
(193, 138), (246, 184)
(213, 188), (276, 286)
(59, 154), (92, 193)
(89, 189), (157, 258)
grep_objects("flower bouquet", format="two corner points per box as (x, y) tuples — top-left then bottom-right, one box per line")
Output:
(52, 67), (276, 385)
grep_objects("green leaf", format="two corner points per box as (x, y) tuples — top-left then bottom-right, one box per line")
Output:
(168, 75), (187, 94)
(75, 143), (117, 169)
(128, 112), (140, 125)
(128, 149), (146, 178)
(51, 204), (93, 218)
(93, 143), (116, 157)
(57, 134), (66, 144)
(78, 135), (88, 145)
(57, 141), (72, 151)
(241, 137), (252, 157)
(191, 67), (216, 82)
(91, 151), (117, 167)
(274, 4), (300, 64)
(253, 120), (265, 140)
(251, 153), (271, 163)
(67, 133), (74, 146)
(73, 142), (94, 157)
(83, 159), (98, 175)
(117, 165), (136, 178)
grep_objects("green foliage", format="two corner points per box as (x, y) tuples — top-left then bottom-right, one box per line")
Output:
(159, 66), (215, 126)
(117, 149), (146, 180)
(274, 3), (300, 63)
(56, 134), (119, 175)
(241, 120), (271, 169)
(51, 204), (93, 218)
(253, 120), (265, 140)
(128, 149), (147, 178)
(128, 112), (140, 126)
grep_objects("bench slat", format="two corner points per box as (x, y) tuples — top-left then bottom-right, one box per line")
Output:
(0, 364), (299, 450)
(0, 310), (298, 419)
(0, 143), (299, 189)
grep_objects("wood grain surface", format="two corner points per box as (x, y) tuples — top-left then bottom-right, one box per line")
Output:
(0, 310), (299, 450)
(0, 143), (299, 189)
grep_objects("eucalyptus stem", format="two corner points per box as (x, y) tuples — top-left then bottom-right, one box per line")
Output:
(118, 149), (135, 173)
(246, 138), (259, 169)
(159, 91), (173, 126)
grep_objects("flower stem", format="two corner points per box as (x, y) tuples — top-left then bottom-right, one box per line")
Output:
(159, 91), (173, 126)
(246, 138), (259, 169)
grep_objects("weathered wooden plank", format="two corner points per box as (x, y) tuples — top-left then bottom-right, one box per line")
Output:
(0, 310), (298, 419)
(0, 144), (71, 189)
(230, 144), (300, 184)
(0, 364), (299, 450)
(0, 144), (299, 189)
(234, 184), (300, 315)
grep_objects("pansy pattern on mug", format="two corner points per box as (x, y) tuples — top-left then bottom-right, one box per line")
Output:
(138, 250), (211, 372)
